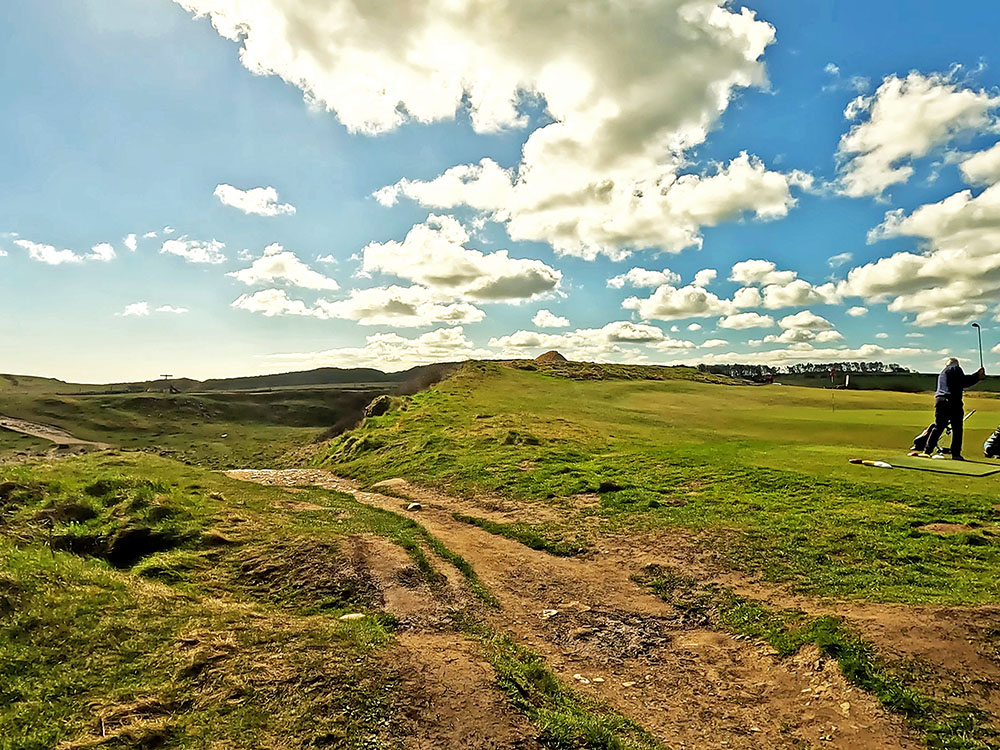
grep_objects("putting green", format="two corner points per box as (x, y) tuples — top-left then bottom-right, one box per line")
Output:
(888, 456), (1000, 476)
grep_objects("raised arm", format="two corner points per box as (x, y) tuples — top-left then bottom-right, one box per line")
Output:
(963, 367), (986, 388)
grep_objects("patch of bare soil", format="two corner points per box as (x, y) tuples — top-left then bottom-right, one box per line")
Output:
(598, 528), (1000, 728)
(229, 469), (921, 749)
(352, 534), (469, 631)
(392, 632), (543, 750)
(225, 470), (540, 747)
(0, 415), (112, 450)
(918, 522), (979, 534)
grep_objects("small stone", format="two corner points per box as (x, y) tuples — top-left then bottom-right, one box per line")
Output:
(339, 613), (365, 621)
(540, 609), (559, 619)
(591, 677), (604, 683)
(622, 681), (636, 688)
(840, 702), (851, 716)
(406, 502), (422, 511)
(572, 674), (590, 684)
(750, 727), (761, 733)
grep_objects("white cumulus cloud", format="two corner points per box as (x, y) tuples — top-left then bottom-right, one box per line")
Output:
(361, 214), (560, 301)
(265, 327), (492, 372)
(214, 184), (296, 216)
(959, 142), (1000, 186)
(692, 269), (717, 288)
(533, 309), (570, 328)
(177, 0), (811, 259)
(623, 284), (735, 321)
(718, 312), (774, 329)
(15, 239), (83, 265)
(120, 302), (150, 317)
(316, 285), (485, 327)
(228, 243), (339, 290)
(837, 72), (1000, 197)
(843, 181), (1000, 325)
(490, 321), (685, 359)
(730, 259), (797, 286)
(607, 267), (682, 289)
(124, 234), (138, 252)
(87, 243), (116, 262)
(827, 252), (853, 268)
(161, 238), (226, 264)
(231, 288), (317, 317)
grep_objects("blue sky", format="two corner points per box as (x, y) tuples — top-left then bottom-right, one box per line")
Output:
(4, 0), (1000, 382)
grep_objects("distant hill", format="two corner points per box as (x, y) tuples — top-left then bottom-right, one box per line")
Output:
(0, 363), (455, 395)
(198, 367), (403, 391)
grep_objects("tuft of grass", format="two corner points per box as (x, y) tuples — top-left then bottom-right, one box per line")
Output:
(636, 565), (999, 750)
(453, 513), (587, 557)
(463, 619), (661, 750)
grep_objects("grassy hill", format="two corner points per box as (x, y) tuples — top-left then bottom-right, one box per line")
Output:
(0, 364), (461, 467)
(324, 361), (1000, 605)
(7, 358), (1000, 748)
(0, 387), (390, 468)
(0, 363), (453, 396)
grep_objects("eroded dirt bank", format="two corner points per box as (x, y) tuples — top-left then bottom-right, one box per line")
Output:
(227, 468), (935, 749)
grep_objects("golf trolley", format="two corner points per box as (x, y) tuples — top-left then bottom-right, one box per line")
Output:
(985, 425), (1000, 459)
(910, 410), (975, 457)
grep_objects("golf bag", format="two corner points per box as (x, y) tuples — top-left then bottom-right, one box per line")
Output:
(985, 426), (1000, 458)
(911, 410), (976, 455)
(911, 424), (935, 454)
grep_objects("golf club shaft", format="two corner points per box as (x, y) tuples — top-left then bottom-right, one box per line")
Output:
(974, 323), (984, 369)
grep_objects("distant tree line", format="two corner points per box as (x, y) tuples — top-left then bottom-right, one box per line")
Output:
(697, 361), (912, 381)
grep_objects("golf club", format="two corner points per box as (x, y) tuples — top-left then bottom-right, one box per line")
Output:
(973, 322), (984, 370)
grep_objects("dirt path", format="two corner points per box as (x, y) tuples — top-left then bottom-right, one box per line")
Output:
(0, 415), (111, 449)
(227, 469), (922, 749)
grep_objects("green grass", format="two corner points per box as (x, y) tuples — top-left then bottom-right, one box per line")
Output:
(453, 513), (587, 556)
(0, 385), (394, 468)
(0, 429), (49, 460)
(0, 540), (404, 750)
(324, 362), (1000, 605)
(0, 454), (415, 748)
(455, 616), (662, 750)
(1, 451), (645, 749)
(636, 566), (999, 750)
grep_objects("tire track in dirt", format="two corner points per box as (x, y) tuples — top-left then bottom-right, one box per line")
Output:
(227, 469), (919, 749)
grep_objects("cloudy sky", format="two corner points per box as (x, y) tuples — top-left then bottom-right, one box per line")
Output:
(4, 0), (1000, 382)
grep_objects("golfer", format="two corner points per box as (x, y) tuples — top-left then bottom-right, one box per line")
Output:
(923, 358), (986, 460)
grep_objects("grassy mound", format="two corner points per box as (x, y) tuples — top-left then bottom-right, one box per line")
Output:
(505, 358), (737, 383)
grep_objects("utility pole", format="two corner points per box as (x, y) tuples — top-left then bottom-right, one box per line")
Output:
(159, 374), (177, 394)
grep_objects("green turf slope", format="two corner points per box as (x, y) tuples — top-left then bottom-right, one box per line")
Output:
(324, 362), (1000, 605)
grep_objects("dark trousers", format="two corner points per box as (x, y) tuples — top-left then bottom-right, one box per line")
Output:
(926, 397), (964, 456)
